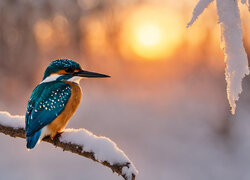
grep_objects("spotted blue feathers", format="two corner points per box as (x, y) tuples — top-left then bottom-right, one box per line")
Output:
(25, 59), (109, 149)
(25, 81), (71, 148)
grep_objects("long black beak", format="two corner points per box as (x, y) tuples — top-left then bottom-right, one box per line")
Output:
(73, 70), (110, 78)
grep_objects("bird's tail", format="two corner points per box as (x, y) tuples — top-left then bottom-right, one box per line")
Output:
(26, 129), (42, 149)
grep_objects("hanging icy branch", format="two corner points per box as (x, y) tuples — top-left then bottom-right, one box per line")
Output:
(187, 0), (214, 27)
(241, 0), (250, 11)
(216, 0), (249, 114)
(0, 111), (137, 180)
(188, 0), (249, 114)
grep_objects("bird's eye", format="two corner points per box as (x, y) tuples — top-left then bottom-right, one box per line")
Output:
(65, 67), (74, 73)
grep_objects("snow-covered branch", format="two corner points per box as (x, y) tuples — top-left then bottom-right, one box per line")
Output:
(216, 0), (249, 114)
(0, 111), (137, 180)
(187, 0), (214, 27)
(188, 0), (249, 114)
(241, 0), (250, 11)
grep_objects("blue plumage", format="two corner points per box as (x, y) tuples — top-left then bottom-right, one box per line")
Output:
(26, 129), (42, 149)
(25, 59), (109, 149)
(43, 59), (81, 80)
(25, 81), (71, 148)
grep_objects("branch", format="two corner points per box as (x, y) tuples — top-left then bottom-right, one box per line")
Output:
(216, 0), (249, 114)
(0, 112), (137, 180)
(189, 0), (250, 114)
(187, 0), (214, 28)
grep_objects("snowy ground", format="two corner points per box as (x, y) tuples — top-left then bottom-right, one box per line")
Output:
(1, 69), (250, 180)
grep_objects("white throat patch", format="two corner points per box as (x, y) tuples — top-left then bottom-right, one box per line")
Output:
(40, 74), (61, 84)
(67, 76), (83, 84)
(40, 74), (82, 84)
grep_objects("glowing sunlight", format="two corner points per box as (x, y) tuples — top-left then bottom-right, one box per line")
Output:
(136, 23), (162, 47)
(121, 5), (183, 61)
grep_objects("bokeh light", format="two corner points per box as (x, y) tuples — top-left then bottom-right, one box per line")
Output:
(120, 5), (183, 60)
(1, 1), (250, 180)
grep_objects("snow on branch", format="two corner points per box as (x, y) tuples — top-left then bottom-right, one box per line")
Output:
(216, 0), (249, 114)
(187, 0), (214, 27)
(241, 0), (250, 11)
(188, 0), (249, 114)
(0, 111), (137, 180)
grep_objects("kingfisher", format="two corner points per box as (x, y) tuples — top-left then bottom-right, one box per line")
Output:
(25, 59), (110, 149)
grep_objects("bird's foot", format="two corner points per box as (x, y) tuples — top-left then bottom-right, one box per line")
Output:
(51, 132), (63, 145)
(55, 132), (63, 139)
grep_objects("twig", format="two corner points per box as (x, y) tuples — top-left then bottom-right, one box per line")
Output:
(0, 124), (136, 180)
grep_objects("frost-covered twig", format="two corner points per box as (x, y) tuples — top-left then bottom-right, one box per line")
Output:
(188, 0), (249, 114)
(187, 0), (214, 27)
(241, 0), (250, 11)
(216, 0), (249, 114)
(0, 111), (137, 180)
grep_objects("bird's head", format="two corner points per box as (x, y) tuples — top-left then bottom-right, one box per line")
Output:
(42, 59), (110, 84)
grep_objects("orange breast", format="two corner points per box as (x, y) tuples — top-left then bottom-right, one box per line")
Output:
(48, 82), (82, 138)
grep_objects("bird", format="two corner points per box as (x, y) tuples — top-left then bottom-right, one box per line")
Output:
(25, 59), (110, 149)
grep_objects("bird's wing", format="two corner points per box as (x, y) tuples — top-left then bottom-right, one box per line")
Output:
(25, 81), (71, 137)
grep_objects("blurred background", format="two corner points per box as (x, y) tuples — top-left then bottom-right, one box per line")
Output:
(0, 0), (250, 179)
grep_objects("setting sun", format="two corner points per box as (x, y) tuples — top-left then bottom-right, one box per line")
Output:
(120, 5), (183, 61)
(131, 20), (166, 60)
(136, 23), (162, 47)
